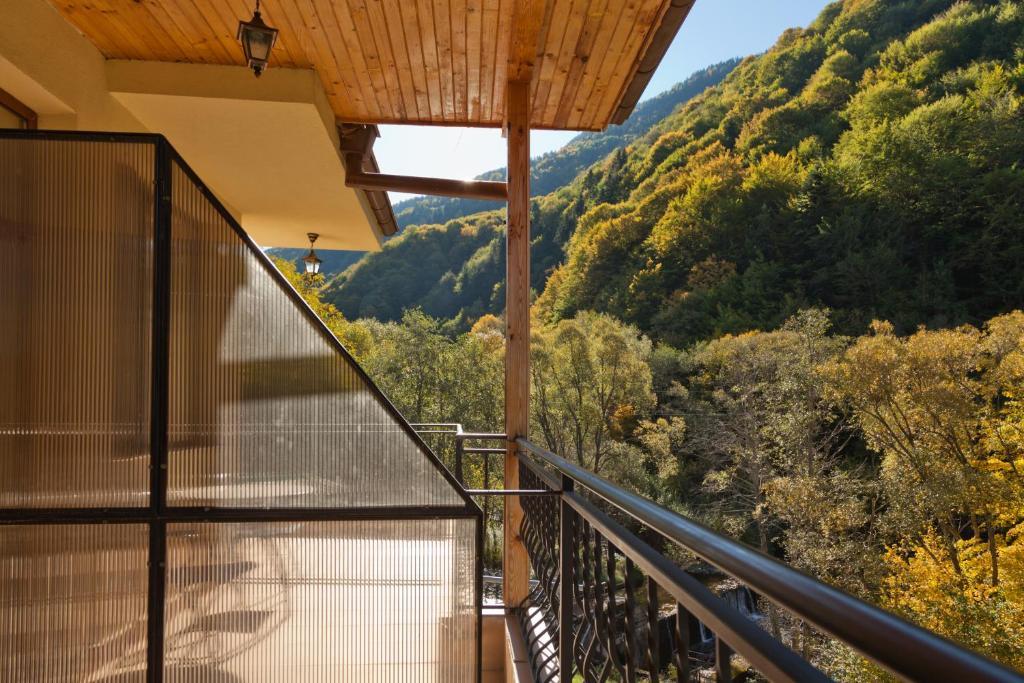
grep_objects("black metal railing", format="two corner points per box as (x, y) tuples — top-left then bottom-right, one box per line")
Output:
(514, 438), (1024, 683)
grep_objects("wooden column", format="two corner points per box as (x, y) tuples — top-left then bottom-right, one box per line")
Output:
(504, 78), (531, 608)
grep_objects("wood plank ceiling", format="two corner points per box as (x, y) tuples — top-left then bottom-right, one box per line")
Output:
(48, 0), (692, 131)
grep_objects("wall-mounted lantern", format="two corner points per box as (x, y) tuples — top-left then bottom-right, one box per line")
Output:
(303, 233), (322, 276)
(237, 0), (279, 77)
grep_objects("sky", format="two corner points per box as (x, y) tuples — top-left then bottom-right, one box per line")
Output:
(374, 0), (834, 202)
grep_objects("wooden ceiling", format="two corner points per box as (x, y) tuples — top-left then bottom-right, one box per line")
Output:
(48, 0), (693, 131)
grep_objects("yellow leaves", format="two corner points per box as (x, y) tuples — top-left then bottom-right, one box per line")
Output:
(686, 256), (737, 292)
(608, 404), (638, 441)
(824, 313), (1024, 524)
(702, 468), (735, 496)
(869, 319), (895, 336)
(819, 319), (902, 409)
(468, 313), (505, 352)
(643, 143), (744, 249)
(635, 417), (686, 480)
(972, 457), (1016, 473)
(767, 473), (870, 535)
(882, 528), (1024, 670)
(983, 311), (1024, 383)
(742, 151), (807, 194)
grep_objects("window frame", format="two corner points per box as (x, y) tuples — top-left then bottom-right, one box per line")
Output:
(0, 87), (38, 129)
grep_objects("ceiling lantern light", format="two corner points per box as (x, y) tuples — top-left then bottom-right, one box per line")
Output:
(303, 233), (322, 276)
(237, 0), (278, 78)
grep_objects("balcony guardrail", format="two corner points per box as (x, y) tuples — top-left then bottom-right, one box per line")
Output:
(514, 438), (1024, 683)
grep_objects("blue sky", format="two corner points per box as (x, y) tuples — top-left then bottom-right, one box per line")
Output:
(374, 0), (834, 201)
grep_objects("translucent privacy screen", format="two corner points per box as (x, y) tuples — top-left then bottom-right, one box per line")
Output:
(163, 519), (478, 682)
(0, 138), (154, 508)
(0, 524), (150, 681)
(0, 133), (481, 682)
(167, 160), (464, 508)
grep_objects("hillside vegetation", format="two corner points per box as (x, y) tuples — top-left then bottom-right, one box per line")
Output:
(538, 0), (1024, 346)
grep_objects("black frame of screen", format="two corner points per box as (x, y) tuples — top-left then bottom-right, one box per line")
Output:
(0, 130), (484, 683)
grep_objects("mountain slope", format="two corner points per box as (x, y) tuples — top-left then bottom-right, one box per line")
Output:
(537, 0), (1024, 346)
(390, 60), (740, 229)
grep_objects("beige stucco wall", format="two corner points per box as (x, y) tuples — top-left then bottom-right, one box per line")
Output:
(107, 61), (384, 251)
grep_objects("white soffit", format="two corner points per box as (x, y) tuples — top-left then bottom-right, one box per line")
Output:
(107, 61), (383, 251)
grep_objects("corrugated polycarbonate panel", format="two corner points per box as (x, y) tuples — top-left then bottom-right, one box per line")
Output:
(0, 524), (149, 681)
(0, 138), (153, 507)
(164, 518), (478, 682)
(167, 161), (464, 508)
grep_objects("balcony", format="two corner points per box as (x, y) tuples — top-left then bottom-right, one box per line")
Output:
(0, 132), (478, 682)
(2, 131), (1023, 683)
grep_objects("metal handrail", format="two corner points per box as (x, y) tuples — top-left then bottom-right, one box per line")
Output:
(517, 437), (1023, 683)
(413, 423), (507, 489)
(409, 422), (505, 441)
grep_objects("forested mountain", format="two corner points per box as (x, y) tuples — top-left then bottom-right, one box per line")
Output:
(389, 59), (739, 229)
(327, 0), (1024, 346)
(538, 0), (1024, 347)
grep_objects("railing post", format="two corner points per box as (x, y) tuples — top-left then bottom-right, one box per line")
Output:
(716, 635), (734, 683)
(147, 138), (172, 683)
(559, 474), (575, 680)
(454, 437), (464, 486)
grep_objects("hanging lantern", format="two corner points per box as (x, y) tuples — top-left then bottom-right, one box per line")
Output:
(237, 0), (279, 77)
(302, 233), (322, 275)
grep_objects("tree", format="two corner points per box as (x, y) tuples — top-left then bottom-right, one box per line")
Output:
(683, 310), (849, 549)
(269, 256), (373, 361)
(882, 525), (1024, 671)
(823, 314), (1024, 581)
(822, 312), (1024, 665)
(530, 311), (655, 474)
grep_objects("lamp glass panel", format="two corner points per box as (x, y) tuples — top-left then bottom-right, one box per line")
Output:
(245, 29), (274, 62)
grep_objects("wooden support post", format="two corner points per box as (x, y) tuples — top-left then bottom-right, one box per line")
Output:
(504, 78), (531, 608)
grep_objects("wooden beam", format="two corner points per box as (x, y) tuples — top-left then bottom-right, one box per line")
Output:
(344, 168), (507, 201)
(504, 78), (531, 608)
